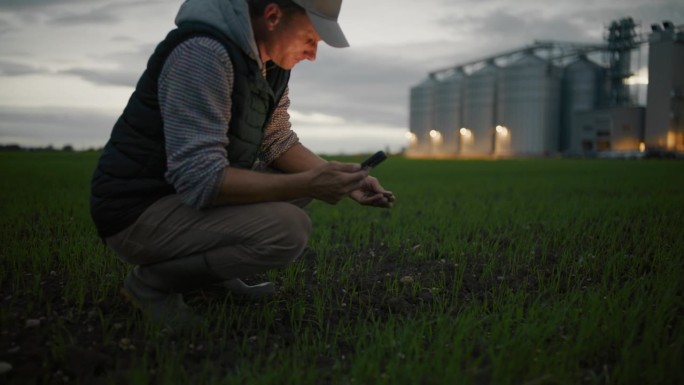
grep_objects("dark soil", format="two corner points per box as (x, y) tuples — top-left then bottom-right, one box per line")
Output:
(1, 246), (554, 385)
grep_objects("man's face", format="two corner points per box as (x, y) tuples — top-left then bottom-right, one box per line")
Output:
(263, 11), (321, 69)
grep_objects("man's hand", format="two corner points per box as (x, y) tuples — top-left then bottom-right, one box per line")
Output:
(349, 175), (395, 208)
(306, 161), (369, 204)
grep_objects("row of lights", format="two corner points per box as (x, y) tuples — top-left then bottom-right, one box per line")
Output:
(406, 125), (510, 143)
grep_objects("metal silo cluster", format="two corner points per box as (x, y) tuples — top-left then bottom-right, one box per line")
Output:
(408, 52), (566, 157)
(407, 18), (684, 158)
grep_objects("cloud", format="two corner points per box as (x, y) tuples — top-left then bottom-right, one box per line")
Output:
(295, 123), (408, 155)
(0, 18), (12, 35)
(288, 110), (408, 155)
(0, 38), (150, 86)
(433, 0), (684, 59)
(48, 6), (120, 25)
(290, 46), (428, 129)
(59, 68), (139, 88)
(289, 110), (345, 126)
(0, 0), (92, 9)
(0, 0), (166, 27)
(584, 0), (684, 26)
(58, 43), (155, 87)
(0, 60), (46, 76)
(0, 106), (117, 149)
(46, 1), (166, 26)
(436, 8), (595, 53)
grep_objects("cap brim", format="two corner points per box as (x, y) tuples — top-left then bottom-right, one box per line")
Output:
(307, 11), (349, 48)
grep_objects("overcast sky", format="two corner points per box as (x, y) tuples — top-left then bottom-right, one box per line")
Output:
(0, 0), (682, 154)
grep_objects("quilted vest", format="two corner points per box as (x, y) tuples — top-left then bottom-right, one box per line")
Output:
(90, 22), (290, 238)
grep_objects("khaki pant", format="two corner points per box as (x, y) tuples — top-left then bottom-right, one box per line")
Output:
(106, 194), (312, 280)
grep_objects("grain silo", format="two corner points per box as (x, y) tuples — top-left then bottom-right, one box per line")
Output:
(462, 62), (499, 155)
(409, 75), (438, 153)
(562, 55), (608, 153)
(434, 69), (465, 154)
(646, 21), (684, 152)
(497, 53), (562, 156)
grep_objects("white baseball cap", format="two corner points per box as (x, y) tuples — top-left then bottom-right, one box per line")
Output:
(292, 0), (349, 48)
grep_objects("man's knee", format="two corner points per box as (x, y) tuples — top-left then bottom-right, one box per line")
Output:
(261, 203), (312, 266)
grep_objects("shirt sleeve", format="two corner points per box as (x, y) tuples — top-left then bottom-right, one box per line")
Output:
(259, 87), (301, 165)
(158, 37), (232, 209)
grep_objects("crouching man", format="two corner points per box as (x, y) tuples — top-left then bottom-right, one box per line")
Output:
(89, 0), (393, 330)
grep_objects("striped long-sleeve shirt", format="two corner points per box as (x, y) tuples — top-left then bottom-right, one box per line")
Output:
(158, 37), (300, 209)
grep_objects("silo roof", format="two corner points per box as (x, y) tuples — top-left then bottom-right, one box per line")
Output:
(511, 53), (547, 66)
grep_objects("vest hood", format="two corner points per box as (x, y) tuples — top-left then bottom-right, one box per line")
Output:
(175, 0), (262, 66)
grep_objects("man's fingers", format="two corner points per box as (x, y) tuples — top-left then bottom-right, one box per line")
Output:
(327, 161), (365, 174)
(342, 176), (367, 195)
(340, 168), (368, 190)
(366, 178), (395, 202)
(366, 193), (394, 208)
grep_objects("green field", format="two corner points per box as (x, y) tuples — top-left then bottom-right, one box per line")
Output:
(1, 151), (682, 385)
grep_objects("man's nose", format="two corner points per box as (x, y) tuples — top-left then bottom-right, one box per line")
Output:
(305, 42), (318, 61)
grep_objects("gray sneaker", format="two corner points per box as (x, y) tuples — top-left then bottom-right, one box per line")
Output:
(122, 269), (207, 331)
(220, 278), (276, 300)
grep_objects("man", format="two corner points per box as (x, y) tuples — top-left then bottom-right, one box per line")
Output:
(90, 0), (394, 330)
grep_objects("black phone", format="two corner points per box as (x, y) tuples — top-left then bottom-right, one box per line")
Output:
(360, 151), (387, 169)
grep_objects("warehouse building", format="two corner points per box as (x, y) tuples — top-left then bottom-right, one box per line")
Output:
(407, 18), (684, 158)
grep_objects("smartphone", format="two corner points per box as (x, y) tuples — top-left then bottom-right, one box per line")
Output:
(360, 151), (387, 169)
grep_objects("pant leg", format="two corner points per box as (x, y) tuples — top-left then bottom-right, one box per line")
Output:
(106, 194), (312, 280)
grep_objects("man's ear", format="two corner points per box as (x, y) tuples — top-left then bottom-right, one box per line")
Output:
(263, 3), (282, 30)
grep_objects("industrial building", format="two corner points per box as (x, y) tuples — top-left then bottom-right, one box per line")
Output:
(407, 18), (684, 158)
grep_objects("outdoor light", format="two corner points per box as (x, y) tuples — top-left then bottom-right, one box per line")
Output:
(667, 131), (676, 149)
(429, 130), (443, 146)
(639, 142), (646, 152)
(459, 127), (473, 154)
(405, 131), (418, 146)
(496, 125), (509, 137)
